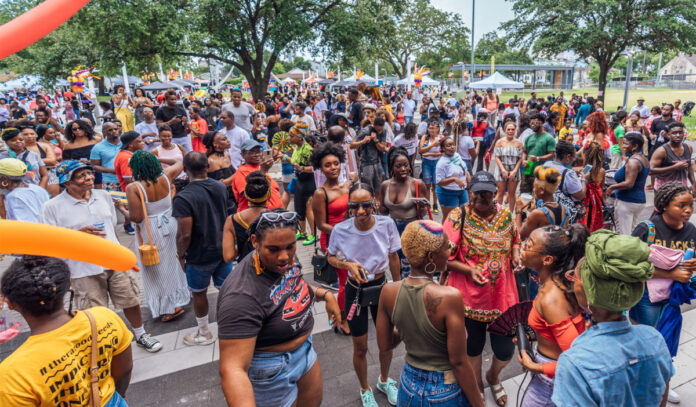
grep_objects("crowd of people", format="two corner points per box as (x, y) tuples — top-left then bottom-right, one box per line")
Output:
(0, 82), (694, 407)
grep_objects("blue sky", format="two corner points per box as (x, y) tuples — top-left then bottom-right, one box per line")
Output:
(431, 0), (515, 45)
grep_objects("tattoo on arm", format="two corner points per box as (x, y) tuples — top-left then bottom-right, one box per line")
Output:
(424, 292), (443, 316)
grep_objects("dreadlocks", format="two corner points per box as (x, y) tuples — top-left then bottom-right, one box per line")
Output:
(653, 182), (692, 216)
(130, 150), (163, 183)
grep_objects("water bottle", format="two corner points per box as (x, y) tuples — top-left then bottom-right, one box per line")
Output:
(684, 248), (694, 261)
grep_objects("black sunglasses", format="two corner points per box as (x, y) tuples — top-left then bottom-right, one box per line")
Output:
(348, 201), (374, 211)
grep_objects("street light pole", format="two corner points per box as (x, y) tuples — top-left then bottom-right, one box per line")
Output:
(622, 52), (633, 109)
(470, 0), (475, 87)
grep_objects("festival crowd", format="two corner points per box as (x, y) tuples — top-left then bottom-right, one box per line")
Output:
(0, 82), (693, 407)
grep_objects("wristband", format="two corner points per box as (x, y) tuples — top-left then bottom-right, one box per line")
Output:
(321, 290), (329, 301)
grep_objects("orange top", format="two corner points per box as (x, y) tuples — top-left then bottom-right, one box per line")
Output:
(527, 299), (585, 378)
(231, 163), (282, 211)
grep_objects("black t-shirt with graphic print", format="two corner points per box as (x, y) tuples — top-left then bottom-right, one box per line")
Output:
(632, 214), (696, 251)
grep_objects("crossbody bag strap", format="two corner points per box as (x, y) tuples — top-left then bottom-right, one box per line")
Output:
(134, 182), (154, 247)
(83, 310), (101, 407)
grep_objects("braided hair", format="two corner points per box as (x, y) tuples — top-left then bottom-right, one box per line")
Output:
(653, 182), (692, 216)
(248, 209), (299, 243)
(539, 223), (589, 309)
(129, 150), (163, 183)
(1, 256), (72, 317)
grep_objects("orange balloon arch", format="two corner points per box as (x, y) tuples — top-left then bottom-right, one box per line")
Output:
(0, 0), (91, 60)
(0, 220), (137, 272)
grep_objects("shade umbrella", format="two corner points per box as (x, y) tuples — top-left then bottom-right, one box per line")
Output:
(656, 282), (696, 357)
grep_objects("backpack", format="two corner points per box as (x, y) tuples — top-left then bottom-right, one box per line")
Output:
(553, 168), (585, 224)
(482, 124), (496, 150)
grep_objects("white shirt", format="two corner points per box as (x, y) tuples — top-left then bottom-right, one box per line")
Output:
(392, 134), (419, 156)
(313, 99), (328, 120)
(134, 120), (159, 152)
(41, 189), (119, 279)
(436, 155), (468, 191)
(5, 184), (50, 223)
(629, 104), (650, 118)
(291, 114), (317, 132)
(503, 106), (520, 122)
(328, 215), (401, 281)
(519, 128), (535, 145)
(221, 101), (256, 132)
(403, 99), (416, 116)
(223, 125), (250, 169)
(458, 134), (476, 160)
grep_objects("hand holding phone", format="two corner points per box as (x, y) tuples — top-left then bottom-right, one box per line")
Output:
(581, 164), (593, 175)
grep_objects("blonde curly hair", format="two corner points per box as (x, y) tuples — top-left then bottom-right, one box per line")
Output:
(533, 166), (561, 194)
(401, 220), (448, 268)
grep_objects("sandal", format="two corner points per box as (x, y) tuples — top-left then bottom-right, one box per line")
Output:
(161, 307), (185, 322)
(489, 383), (507, 406)
(333, 324), (351, 336)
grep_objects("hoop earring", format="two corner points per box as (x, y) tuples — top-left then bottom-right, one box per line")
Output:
(424, 262), (437, 275)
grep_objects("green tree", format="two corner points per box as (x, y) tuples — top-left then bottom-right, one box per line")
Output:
(475, 31), (533, 65)
(503, 0), (696, 101)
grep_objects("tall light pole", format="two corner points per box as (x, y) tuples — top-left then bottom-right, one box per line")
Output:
(622, 50), (634, 109)
(407, 56), (415, 92)
(470, 0), (475, 86)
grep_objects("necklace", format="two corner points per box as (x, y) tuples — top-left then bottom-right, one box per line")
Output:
(408, 275), (432, 280)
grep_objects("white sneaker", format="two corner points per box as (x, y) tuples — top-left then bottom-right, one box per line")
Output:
(668, 388), (680, 404)
(183, 330), (215, 346)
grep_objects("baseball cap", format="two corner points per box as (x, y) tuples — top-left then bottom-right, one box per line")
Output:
(470, 171), (497, 193)
(56, 160), (93, 184)
(241, 138), (262, 151)
(363, 103), (377, 111)
(0, 158), (27, 177)
(120, 131), (140, 150)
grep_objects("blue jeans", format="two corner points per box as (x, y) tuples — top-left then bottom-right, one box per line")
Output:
(521, 351), (556, 407)
(249, 336), (317, 407)
(436, 186), (468, 208)
(398, 362), (471, 407)
(405, 115), (413, 124)
(629, 289), (667, 327)
(185, 260), (233, 292)
(421, 158), (439, 184)
(105, 391), (128, 407)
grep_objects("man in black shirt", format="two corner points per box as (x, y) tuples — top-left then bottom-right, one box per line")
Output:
(155, 89), (191, 152)
(347, 89), (363, 131)
(351, 116), (387, 202)
(650, 104), (676, 155)
(173, 151), (230, 346)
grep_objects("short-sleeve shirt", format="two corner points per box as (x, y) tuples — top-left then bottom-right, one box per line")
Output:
(0, 307), (133, 407)
(113, 150), (133, 191)
(393, 134), (419, 156)
(349, 101), (363, 129)
(221, 102), (256, 133)
(216, 253), (314, 348)
(5, 184), (50, 223)
(90, 139), (122, 183)
(224, 126), (250, 170)
(134, 121), (159, 151)
(651, 117), (675, 140)
(0, 150), (45, 185)
(543, 160), (582, 196)
(291, 141), (313, 166)
(172, 178), (228, 266)
(524, 131), (556, 169)
(356, 126), (386, 166)
(632, 214), (696, 251)
(611, 124), (625, 155)
(436, 155), (468, 191)
(328, 215), (401, 280)
(155, 105), (187, 138)
(458, 135), (476, 160)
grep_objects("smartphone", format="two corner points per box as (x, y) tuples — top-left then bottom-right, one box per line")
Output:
(581, 164), (593, 175)
(263, 149), (273, 160)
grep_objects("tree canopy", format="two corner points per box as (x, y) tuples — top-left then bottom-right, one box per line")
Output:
(503, 0), (696, 100)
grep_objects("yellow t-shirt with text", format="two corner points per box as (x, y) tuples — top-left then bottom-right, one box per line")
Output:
(0, 307), (133, 407)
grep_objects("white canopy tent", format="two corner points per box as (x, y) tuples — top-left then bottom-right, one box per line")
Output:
(468, 72), (523, 89)
(396, 75), (440, 86)
(281, 77), (297, 85)
(0, 75), (42, 91)
(342, 73), (377, 84)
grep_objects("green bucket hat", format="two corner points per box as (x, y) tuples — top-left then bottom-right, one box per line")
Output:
(581, 229), (654, 312)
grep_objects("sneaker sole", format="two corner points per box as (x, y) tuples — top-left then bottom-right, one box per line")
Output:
(136, 343), (163, 353)
(183, 338), (216, 346)
(375, 385), (397, 406)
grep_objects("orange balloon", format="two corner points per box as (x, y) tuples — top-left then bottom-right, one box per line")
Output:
(0, 220), (137, 272)
(0, 0), (91, 60)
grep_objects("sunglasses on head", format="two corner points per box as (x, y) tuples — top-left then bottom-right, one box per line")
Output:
(259, 211), (298, 225)
(348, 201), (374, 211)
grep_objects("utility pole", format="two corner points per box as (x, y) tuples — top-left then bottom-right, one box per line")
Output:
(622, 53), (633, 109)
(470, 0), (475, 87)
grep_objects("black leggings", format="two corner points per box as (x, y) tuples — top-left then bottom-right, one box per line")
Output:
(465, 318), (515, 361)
(294, 173), (316, 221)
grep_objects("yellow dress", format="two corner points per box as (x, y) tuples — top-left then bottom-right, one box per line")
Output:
(114, 98), (134, 132)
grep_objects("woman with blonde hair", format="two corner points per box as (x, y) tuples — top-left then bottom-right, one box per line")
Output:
(377, 220), (484, 407)
(517, 166), (567, 241)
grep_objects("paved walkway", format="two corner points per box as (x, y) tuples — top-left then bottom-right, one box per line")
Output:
(3, 179), (696, 406)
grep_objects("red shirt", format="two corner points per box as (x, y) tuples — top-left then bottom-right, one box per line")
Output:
(114, 150), (133, 191)
(231, 164), (282, 211)
(190, 118), (209, 153)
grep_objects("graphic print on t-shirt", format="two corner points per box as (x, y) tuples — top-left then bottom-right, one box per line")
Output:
(269, 265), (313, 330)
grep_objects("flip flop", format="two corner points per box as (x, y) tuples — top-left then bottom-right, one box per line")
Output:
(161, 307), (185, 322)
(490, 383), (507, 406)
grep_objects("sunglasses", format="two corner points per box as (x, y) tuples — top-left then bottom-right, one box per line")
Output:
(565, 269), (577, 282)
(520, 238), (545, 254)
(348, 201), (374, 211)
(259, 211), (298, 225)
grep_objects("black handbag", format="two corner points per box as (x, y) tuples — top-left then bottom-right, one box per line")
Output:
(359, 284), (383, 307)
(312, 187), (338, 286)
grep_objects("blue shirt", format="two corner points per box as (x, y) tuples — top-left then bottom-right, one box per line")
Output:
(552, 318), (674, 407)
(4, 184), (50, 223)
(575, 103), (591, 126)
(89, 139), (122, 183)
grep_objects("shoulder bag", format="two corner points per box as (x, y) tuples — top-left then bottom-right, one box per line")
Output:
(553, 168), (584, 224)
(311, 187), (338, 286)
(83, 310), (101, 407)
(135, 183), (160, 266)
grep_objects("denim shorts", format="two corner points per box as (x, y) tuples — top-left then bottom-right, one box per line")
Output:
(629, 289), (667, 327)
(521, 351), (556, 407)
(436, 186), (468, 208)
(421, 158), (439, 184)
(397, 362), (471, 407)
(185, 260), (233, 292)
(105, 391), (128, 407)
(281, 162), (295, 183)
(249, 336), (317, 407)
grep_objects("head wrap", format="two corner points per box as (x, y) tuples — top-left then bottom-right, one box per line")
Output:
(290, 122), (310, 139)
(581, 229), (653, 312)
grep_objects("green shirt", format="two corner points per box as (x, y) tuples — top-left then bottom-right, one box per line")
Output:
(291, 141), (313, 166)
(524, 131), (556, 168)
(610, 124), (624, 155)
